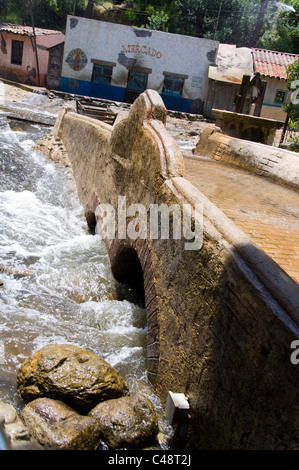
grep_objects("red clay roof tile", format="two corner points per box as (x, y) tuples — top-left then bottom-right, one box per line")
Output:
(252, 48), (298, 79)
(0, 22), (62, 36)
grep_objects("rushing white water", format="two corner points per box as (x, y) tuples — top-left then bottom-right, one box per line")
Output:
(0, 105), (171, 447)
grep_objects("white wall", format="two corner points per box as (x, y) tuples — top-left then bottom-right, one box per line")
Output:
(61, 16), (219, 102)
(261, 77), (290, 121)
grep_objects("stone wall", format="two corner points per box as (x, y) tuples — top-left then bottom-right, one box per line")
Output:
(211, 109), (284, 145)
(194, 125), (299, 191)
(52, 90), (299, 449)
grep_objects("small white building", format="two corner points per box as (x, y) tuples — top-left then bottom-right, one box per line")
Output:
(205, 43), (253, 118)
(205, 46), (298, 121)
(60, 16), (219, 114)
(252, 48), (298, 121)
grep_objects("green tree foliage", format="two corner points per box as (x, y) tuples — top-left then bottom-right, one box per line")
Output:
(84, 0), (94, 18)
(174, 0), (282, 46)
(124, 0), (297, 50)
(125, 0), (180, 32)
(174, 0), (255, 42)
(142, 7), (170, 31)
(0, 0), (87, 30)
(285, 58), (299, 119)
(0, 0), (297, 52)
(284, 58), (299, 151)
(258, 0), (299, 53)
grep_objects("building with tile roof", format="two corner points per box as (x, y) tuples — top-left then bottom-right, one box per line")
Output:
(252, 48), (298, 121)
(252, 48), (298, 80)
(0, 22), (64, 87)
(206, 45), (298, 121)
(0, 23), (63, 37)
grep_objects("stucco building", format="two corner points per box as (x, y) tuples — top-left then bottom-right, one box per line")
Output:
(0, 23), (65, 87)
(205, 43), (253, 118)
(252, 48), (298, 121)
(60, 15), (219, 114)
(206, 44), (298, 121)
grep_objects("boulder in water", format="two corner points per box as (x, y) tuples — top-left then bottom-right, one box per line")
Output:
(17, 344), (129, 412)
(88, 395), (159, 449)
(21, 397), (102, 450)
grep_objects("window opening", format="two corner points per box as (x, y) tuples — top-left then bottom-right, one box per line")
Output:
(11, 40), (23, 65)
(92, 64), (113, 85)
(274, 90), (286, 104)
(125, 70), (149, 103)
(163, 75), (184, 97)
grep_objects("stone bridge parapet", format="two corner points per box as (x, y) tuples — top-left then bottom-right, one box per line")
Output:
(49, 90), (299, 450)
(193, 124), (299, 191)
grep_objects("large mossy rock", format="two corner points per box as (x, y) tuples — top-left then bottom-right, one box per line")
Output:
(88, 395), (158, 449)
(21, 398), (102, 450)
(17, 344), (129, 412)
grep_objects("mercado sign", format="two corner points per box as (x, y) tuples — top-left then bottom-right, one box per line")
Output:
(122, 45), (162, 59)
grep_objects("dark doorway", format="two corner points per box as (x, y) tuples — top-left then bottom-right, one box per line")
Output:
(125, 70), (148, 104)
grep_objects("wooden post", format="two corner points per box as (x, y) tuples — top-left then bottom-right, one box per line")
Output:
(28, 0), (40, 87)
(235, 75), (250, 114)
(253, 80), (267, 117)
(280, 114), (289, 146)
(214, 0), (223, 40)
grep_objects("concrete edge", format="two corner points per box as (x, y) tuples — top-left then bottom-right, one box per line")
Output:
(139, 94), (299, 331)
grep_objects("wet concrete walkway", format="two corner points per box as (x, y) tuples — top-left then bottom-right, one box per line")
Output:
(183, 153), (299, 284)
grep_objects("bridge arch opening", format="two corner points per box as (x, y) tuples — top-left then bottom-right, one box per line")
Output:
(85, 210), (97, 235)
(109, 236), (160, 384)
(111, 245), (145, 308)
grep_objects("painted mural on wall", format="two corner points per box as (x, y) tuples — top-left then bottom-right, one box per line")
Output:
(66, 48), (87, 71)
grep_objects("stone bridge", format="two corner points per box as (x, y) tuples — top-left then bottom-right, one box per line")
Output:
(48, 90), (299, 450)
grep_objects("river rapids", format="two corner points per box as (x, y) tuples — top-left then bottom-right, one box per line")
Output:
(0, 98), (172, 448)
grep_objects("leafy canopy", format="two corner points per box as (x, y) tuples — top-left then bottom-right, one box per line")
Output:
(259, 0), (299, 53)
(284, 58), (299, 121)
(284, 58), (299, 151)
(0, 0), (88, 30)
(0, 0), (297, 52)
(125, 0), (298, 50)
